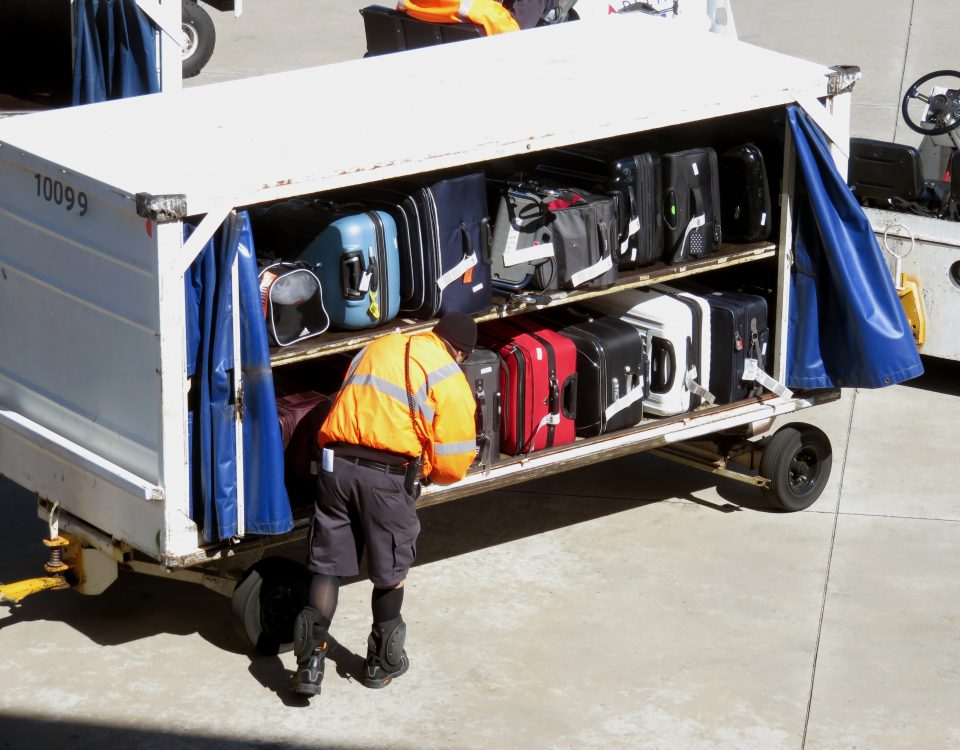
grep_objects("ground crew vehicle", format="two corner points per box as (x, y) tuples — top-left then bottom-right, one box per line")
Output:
(856, 70), (960, 363)
(0, 14), (905, 653)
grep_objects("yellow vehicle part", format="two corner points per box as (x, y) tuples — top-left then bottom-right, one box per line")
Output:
(0, 533), (78, 605)
(898, 273), (926, 347)
(0, 575), (69, 604)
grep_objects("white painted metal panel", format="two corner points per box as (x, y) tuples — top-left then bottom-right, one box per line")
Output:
(0, 14), (830, 215)
(0, 149), (163, 483)
(864, 207), (960, 362)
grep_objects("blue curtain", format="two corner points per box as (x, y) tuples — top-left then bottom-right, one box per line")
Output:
(72, 0), (161, 105)
(185, 213), (293, 542)
(786, 106), (924, 389)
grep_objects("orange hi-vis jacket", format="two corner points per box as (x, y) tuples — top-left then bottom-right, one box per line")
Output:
(398, 0), (520, 35)
(319, 331), (477, 485)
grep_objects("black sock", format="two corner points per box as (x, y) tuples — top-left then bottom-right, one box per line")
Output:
(371, 585), (404, 624)
(309, 574), (341, 630)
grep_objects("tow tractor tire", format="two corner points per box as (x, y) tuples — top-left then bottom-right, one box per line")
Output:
(182, 1), (216, 79)
(231, 557), (312, 655)
(759, 424), (832, 512)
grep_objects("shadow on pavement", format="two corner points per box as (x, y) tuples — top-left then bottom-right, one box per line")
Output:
(0, 447), (750, 656)
(0, 710), (373, 750)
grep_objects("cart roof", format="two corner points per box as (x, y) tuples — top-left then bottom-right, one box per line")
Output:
(0, 14), (831, 216)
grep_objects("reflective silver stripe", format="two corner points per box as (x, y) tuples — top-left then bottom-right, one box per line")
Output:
(345, 345), (369, 382)
(426, 362), (462, 388)
(435, 439), (476, 456)
(457, 0), (473, 20)
(344, 372), (435, 423)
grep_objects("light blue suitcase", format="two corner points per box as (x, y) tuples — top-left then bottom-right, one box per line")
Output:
(292, 206), (401, 330)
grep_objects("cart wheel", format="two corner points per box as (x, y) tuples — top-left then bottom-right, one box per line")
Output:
(759, 424), (832, 512)
(181, 1), (216, 79)
(231, 557), (311, 655)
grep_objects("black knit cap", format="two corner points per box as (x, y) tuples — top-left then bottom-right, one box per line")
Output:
(433, 312), (477, 356)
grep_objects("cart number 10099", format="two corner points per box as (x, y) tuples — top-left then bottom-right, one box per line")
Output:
(34, 173), (88, 216)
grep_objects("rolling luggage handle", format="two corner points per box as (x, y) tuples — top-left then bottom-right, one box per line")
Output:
(340, 250), (377, 301)
(520, 372), (577, 455)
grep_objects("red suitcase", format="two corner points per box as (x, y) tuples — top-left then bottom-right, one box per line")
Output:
(479, 318), (578, 456)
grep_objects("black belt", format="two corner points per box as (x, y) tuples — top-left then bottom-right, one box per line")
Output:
(337, 455), (408, 476)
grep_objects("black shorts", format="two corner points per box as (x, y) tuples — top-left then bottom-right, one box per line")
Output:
(307, 456), (420, 587)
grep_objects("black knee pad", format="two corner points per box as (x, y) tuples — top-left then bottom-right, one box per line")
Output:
(293, 606), (329, 664)
(374, 616), (406, 669)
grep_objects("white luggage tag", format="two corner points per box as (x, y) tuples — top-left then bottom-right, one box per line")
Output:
(503, 226), (555, 267)
(684, 365), (716, 405)
(742, 358), (792, 398)
(604, 377), (646, 421)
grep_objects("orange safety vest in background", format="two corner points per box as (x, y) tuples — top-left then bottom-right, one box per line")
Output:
(398, 0), (521, 35)
(319, 331), (477, 485)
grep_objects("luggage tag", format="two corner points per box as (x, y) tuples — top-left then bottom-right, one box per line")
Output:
(684, 366), (716, 405)
(502, 226), (555, 267)
(742, 358), (792, 398)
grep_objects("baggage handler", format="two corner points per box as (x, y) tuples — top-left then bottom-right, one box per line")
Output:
(292, 313), (479, 697)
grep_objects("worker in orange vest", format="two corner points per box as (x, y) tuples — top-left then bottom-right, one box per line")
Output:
(292, 313), (478, 697)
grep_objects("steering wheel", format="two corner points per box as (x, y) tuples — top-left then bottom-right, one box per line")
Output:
(901, 70), (960, 136)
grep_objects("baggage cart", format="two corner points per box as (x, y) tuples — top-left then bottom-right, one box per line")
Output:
(0, 15), (862, 651)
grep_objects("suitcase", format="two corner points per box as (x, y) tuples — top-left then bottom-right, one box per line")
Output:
(371, 172), (493, 318)
(661, 147), (722, 264)
(250, 199), (401, 330)
(360, 5), (484, 58)
(489, 180), (618, 294)
(535, 150), (664, 269)
(459, 347), (501, 471)
(650, 282), (713, 408)
(675, 285), (771, 404)
(547, 312), (651, 436)
(478, 318), (578, 455)
(719, 143), (772, 243)
(275, 388), (332, 500)
(584, 287), (712, 416)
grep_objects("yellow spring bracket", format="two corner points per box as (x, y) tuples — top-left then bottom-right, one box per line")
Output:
(0, 502), (74, 605)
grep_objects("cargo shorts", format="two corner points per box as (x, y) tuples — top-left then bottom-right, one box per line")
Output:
(307, 456), (421, 588)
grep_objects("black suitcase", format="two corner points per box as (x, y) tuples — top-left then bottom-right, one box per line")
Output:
(359, 5), (484, 58)
(661, 147), (722, 263)
(535, 150), (663, 269)
(547, 312), (650, 436)
(676, 285), (770, 404)
(353, 172), (493, 318)
(459, 347), (501, 471)
(719, 143), (772, 243)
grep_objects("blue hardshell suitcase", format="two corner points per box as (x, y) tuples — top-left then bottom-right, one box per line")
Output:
(294, 208), (401, 330)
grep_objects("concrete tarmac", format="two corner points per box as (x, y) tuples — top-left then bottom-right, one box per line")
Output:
(1, 2), (959, 748)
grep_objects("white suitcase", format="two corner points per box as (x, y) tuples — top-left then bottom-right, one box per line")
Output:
(585, 287), (714, 416)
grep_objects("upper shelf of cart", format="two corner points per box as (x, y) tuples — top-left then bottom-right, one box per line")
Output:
(0, 13), (832, 218)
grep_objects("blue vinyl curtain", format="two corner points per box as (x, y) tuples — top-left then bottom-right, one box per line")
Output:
(185, 212), (293, 542)
(786, 105), (924, 389)
(73, 0), (161, 105)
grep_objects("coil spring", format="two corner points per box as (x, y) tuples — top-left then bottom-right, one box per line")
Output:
(47, 546), (64, 569)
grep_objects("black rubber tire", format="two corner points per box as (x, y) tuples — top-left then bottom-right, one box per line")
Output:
(759, 424), (832, 512)
(182, 1), (216, 79)
(231, 557), (312, 655)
